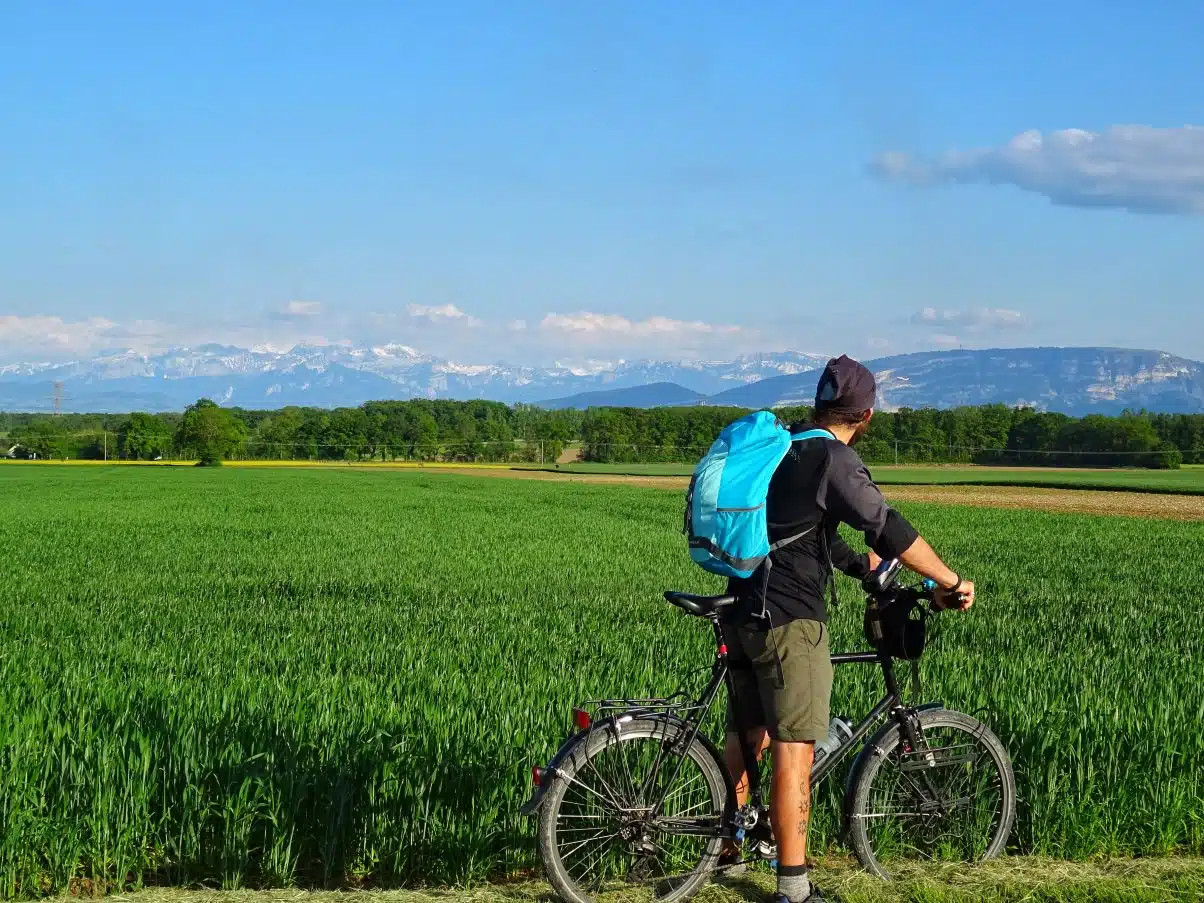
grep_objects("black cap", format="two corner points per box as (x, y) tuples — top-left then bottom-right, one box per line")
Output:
(814, 355), (877, 416)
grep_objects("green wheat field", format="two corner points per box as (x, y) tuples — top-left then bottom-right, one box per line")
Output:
(1, 466), (1202, 898)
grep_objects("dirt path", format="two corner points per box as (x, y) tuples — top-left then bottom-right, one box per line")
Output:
(410, 467), (1204, 520)
(883, 484), (1204, 520)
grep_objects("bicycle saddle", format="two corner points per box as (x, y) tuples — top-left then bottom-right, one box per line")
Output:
(664, 591), (738, 618)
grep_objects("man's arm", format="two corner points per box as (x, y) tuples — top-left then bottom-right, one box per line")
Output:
(829, 529), (870, 580)
(897, 535), (957, 589)
(822, 446), (972, 608)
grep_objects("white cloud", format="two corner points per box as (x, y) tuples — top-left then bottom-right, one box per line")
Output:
(0, 315), (120, 355)
(911, 307), (1031, 331)
(0, 306), (768, 367)
(283, 300), (323, 317)
(931, 334), (962, 348)
(540, 311), (744, 339)
(872, 125), (1204, 214)
(407, 303), (484, 327)
(0, 311), (341, 364)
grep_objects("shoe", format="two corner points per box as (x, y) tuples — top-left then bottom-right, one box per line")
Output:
(774, 888), (828, 902)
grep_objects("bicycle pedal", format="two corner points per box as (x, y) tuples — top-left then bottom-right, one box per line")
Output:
(749, 821), (775, 843)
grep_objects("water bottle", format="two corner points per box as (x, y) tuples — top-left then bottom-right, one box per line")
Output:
(813, 715), (854, 765)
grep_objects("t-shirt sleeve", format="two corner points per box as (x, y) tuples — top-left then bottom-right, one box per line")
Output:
(819, 445), (919, 560)
(829, 529), (871, 579)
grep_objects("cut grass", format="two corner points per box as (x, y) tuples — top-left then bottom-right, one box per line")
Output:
(96, 857), (1204, 903)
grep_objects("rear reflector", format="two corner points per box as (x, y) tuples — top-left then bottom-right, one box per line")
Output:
(572, 708), (592, 731)
(532, 766), (546, 786)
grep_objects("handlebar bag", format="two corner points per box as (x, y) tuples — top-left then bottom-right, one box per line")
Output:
(864, 591), (928, 660)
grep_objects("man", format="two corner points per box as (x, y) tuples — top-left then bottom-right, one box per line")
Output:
(720, 355), (975, 903)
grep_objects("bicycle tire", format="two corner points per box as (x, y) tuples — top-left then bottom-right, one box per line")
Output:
(844, 708), (1016, 879)
(538, 716), (731, 903)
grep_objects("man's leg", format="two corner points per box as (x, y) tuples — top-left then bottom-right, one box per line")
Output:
(724, 727), (770, 808)
(769, 738), (815, 868)
(719, 620), (770, 867)
(719, 727), (769, 863)
(755, 619), (832, 902)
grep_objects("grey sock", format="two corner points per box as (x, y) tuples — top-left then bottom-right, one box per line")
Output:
(777, 871), (811, 902)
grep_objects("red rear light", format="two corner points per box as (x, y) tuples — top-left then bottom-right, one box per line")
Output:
(532, 765), (545, 786)
(572, 708), (592, 731)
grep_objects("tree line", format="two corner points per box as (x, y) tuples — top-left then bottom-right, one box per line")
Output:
(2, 399), (1200, 469)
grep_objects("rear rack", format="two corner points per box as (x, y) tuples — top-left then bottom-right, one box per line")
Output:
(580, 691), (708, 718)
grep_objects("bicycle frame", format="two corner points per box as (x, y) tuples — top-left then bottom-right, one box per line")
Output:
(683, 620), (931, 809)
(566, 614), (933, 823)
(521, 600), (941, 835)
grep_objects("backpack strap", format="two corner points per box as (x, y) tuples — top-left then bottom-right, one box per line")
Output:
(789, 428), (837, 442)
(792, 426), (840, 615)
(754, 524), (820, 623)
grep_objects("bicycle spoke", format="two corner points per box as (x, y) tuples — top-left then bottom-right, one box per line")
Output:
(548, 721), (724, 901)
(562, 829), (619, 863)
(583, 751), (629, 811)
(860, 721), (1008, 869)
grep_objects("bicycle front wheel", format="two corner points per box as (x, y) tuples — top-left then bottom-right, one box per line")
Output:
(537, 715), (731, 903)
(845, 708), (1016, 879)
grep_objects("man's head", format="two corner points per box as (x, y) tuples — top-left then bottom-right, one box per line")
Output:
(813, 354), (876, 443)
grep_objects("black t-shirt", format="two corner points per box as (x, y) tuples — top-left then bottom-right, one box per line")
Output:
(726, 423), (919, 628)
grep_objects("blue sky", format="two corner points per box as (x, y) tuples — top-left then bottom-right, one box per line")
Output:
(2, 1), (1202, 366)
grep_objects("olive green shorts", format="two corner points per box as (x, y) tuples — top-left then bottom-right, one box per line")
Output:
(723, 618), (833, 743)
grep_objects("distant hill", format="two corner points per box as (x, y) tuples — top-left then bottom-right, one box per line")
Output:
(4, 343), (1204, 415)
(539, 382), (706, 410)
(0, 346), (826, 412)
(707, 347), (1204, 416)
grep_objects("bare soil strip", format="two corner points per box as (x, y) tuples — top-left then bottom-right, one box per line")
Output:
(884, 483), (1204, 520)
(405, 466), (1204, 520)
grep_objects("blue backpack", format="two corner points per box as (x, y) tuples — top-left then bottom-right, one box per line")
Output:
(684, 411), (834, 597)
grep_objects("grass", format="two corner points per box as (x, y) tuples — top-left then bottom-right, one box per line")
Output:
(87, 857), (1204, 902)
(1, 466), (1202, 897)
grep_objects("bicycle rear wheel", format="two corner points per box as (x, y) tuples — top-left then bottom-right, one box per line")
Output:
(845, 708), (1016, 879)
(537, 716), (731, 903)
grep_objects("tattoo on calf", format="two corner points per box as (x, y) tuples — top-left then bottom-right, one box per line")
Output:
(797, 779), (812, 840)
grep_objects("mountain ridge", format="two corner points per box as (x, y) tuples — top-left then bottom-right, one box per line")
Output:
(0, 346), (828, 412)
(3, 344), (1203, 416)
(703, 346), (1204, 415)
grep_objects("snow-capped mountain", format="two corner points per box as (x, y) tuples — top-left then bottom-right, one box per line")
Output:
(0, 345), (830, 412)
(6, 344), (1201, 414)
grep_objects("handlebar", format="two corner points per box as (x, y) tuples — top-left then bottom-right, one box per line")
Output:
(862, 558), (966, 611)
(861, 558), (941, 602)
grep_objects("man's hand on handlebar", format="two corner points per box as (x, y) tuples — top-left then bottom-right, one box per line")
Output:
(933, 579), (975, 612)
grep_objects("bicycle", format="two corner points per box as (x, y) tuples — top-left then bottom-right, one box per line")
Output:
(520, 560), (1017, 902)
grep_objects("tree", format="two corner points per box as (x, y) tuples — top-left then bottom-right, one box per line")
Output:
(119, 413), (174, 460)
(11, 420), (69, 460)
(174, 399), (247, 465)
